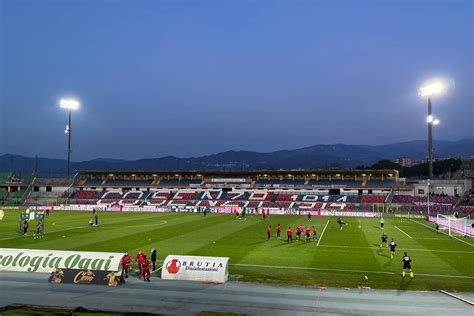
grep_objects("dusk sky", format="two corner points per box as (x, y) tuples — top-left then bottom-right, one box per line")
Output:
(0, 0), (472, 161)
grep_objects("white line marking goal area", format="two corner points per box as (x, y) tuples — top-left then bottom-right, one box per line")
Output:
(394, 225), (413, 239)
(317, 220), (329, 247)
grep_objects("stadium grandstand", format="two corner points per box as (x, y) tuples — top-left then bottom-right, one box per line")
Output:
(0, 172), (28, 206)
(2, 167), (471, 219)
(60, 169), (398, 210)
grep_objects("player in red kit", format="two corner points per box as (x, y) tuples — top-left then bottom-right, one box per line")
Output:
(296, 225), (301, 240)
(121, 251), (132, 278)
(141, 255), (151, 282)
(276, 224), (281, 239)
(305, 226), (311, 243)
(136, 250), (145, 279)
(267, 225), (271, 240)
(312, 225), (318, 241)
(287, 226), (293, 243)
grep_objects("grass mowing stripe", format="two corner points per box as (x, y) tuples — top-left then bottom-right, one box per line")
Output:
(409, 219), (474, 247)
(316, 220), (329, 246)
(232, 263), (474, 279)
(394, 225), (413, 239)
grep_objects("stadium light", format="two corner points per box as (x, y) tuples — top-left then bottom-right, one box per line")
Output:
(418, 79), (446, 179)
(60, 98), (80, 178)
(418, 81), (445, 97)
(60, 98), (80, 111)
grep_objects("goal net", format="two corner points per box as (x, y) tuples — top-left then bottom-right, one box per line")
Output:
(436, 214), (473, 237)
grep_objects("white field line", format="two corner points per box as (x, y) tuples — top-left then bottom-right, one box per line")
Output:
(409, 219), (474, 247)
(0, 226), (80, 241)
(232, 263), (474, 279)
(317, 220), (329, 247)
(317, 244), (473, 254)
(394, 225), (413, 239)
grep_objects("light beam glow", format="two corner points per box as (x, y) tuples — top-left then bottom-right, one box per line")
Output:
(60, 98), (80, 110)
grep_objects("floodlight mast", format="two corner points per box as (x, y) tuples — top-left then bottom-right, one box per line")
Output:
(60, 98), (79, 178)
(418, 81), (444, 179)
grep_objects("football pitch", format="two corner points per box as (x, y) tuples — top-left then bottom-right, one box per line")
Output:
(1, 210), (473, 292)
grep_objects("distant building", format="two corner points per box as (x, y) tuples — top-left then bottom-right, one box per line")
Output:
(395, 156), (413, 167)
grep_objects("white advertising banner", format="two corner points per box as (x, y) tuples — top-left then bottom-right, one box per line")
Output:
(161, 255), (229, 283)
(319, 210), (379, 217)
(0, 248), (123, 273)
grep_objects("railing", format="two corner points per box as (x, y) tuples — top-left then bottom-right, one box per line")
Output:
(20, 177), (36, 205)
(453, 190), (470, 212)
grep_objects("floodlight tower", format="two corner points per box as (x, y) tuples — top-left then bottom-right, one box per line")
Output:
(418, 81), (444, 179)
(60, 98), (80, 178)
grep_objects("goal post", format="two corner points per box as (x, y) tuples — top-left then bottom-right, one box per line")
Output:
(436, 214), (472, 237)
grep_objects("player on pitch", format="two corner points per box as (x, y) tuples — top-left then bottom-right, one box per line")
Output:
(287, 226), (293, 243)
(276, 224), (281, 239)
(380, 232), (388, 248)
(296, 225), (301, 240)
(305, 226), (311, 243)
(267, 225), (271, 241)
(336, 217), (345, 230)
(401, 252), (414, 278)
(389, 238), (397, 259)
(312, 225), (318, 241)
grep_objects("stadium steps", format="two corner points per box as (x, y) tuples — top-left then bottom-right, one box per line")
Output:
(384, 189), (394, 213)
(453, 190), (470, 212)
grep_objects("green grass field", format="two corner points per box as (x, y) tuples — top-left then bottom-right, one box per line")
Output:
(1, 210), (473, 291)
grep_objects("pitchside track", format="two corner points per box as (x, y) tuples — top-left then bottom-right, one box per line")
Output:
(1, 210), (473, 291)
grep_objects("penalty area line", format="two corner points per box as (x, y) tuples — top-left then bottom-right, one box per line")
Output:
(317, 220), (329, 247)
(231, 263), (474, 279)
(409, 219), (474, 247)
(394, 225), (413, 239)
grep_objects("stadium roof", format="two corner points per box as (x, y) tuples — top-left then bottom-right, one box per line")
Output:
(77, 169), (398, 177)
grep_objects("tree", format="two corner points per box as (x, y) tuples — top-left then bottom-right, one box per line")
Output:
(371, 160), (401, 171)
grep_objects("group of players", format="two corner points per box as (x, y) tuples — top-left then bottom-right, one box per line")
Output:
(265, 216), (414, 278)
(266, 224), (318, 243)
(121, 249), (157, 282)
(380, 232), (414, 278)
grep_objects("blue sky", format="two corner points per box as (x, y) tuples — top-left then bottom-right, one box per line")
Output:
(0, 0), (472, 160)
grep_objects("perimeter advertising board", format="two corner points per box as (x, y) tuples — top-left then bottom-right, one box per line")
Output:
(49, 268), (123, 286)
(0, 248), (123, 273)
(161, 255), (229, 283)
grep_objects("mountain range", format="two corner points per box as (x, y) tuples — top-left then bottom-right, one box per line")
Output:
(1, 139), (472, 177)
